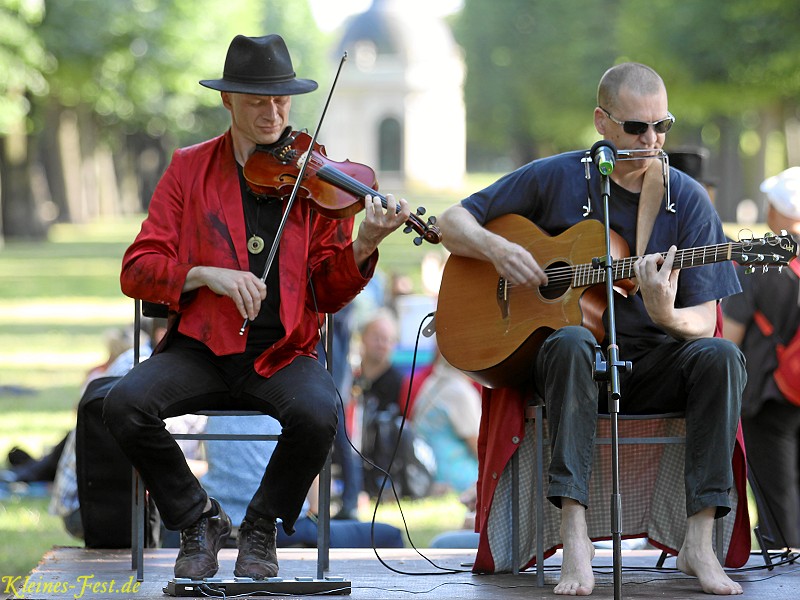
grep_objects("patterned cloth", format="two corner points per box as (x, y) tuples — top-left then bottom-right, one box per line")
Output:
(472, 388), (751, 573)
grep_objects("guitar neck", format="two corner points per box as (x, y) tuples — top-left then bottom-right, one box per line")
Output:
(573, 242), (738, 287)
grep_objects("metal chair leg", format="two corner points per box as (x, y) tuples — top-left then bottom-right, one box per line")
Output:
(511, 450), (519, 575)
(317, 450), (332, 579)
(131, 468), (145, 581)
(534, 405), (544, 587)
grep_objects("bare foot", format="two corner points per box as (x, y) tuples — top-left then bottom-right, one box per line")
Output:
(677, 508), (743, 595)
(676, 545), (742, 595)
(554, 500), (595, 596)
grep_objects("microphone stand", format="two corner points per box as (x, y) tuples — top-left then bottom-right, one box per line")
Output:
(591, 163), (631, 600)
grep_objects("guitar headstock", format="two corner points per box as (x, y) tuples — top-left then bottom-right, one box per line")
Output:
(735, 230), (798, 272)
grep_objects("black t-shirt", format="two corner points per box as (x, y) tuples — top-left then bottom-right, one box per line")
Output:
(354, 366), (404, 413)
(237, 164), (285, 350)
(460, 150), (741, 365)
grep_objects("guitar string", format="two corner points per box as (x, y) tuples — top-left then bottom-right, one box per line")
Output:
(500, 240), (760, 290)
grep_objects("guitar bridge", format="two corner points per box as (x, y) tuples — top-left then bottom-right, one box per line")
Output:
(496, 277), (510, 320)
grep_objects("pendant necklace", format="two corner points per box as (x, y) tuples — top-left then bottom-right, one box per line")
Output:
(245, 199), (264, 255)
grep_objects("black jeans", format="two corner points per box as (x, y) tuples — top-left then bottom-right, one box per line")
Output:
(742, 398), (800, 548)
(534, 326), (745, 518)
(103, 334), (338, 533)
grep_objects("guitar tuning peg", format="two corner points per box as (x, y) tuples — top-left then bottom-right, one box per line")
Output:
(413, 236), (423, 246)
(416, 206), (426, 216)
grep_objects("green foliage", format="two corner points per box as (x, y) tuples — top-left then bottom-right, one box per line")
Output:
(454, 0), (620, 162)
(30, 0), (327, 147)
(0, 0), (50, 134)
(616, 0), (800, 119)
(454, 0), (800, 166)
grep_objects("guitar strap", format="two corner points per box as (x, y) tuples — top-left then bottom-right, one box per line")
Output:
(636, 158), (667, 257)
(627, 159), (667, 296)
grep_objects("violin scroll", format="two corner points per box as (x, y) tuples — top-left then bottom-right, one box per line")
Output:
(406, 210), (441, 246)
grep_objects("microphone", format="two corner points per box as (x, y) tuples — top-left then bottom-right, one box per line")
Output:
(590, 140), (617, 176)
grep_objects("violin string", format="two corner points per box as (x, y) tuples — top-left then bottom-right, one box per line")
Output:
(286, 138), (431, 238)
(310, 160), (412, 218)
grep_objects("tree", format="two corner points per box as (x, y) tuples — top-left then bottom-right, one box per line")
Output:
(611, 0), (800, 219)
(0, 0), (327, 239)
(452, 0), (619, 168)
(0, 0), (50, 243)
(454, 0), (800, 220)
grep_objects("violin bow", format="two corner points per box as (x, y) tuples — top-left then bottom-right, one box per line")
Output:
(240, 52), (349, 335)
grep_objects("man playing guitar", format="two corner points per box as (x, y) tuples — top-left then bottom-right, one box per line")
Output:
(437, 62), (745, 596)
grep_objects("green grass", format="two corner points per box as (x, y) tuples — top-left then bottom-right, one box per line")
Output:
(0, 218), (140, 576)
(362, 492), (469, 548)
(0, 497), (76, 576)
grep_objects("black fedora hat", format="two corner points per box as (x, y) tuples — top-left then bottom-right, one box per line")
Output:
(200, 34), (318, 96)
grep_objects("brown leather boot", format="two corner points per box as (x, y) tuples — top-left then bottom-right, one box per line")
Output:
(173, 498), (232, 580)
(234, 517), (279, 579)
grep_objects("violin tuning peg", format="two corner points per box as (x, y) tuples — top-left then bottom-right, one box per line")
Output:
(416, 207), (426, 216)
(403, 225), (413, 234)
(413, 236), (423, 246)
(427, 216), (437, 225)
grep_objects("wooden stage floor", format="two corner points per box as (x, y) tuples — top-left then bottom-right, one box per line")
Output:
(7, 545), (800, 599)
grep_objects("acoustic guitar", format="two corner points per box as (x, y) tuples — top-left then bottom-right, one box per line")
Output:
(436, 214), (798, 389)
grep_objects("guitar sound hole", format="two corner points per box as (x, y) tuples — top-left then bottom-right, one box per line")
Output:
(540, 261), (571, 300)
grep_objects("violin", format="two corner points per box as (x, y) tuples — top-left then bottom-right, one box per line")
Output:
(243, 130), (441, 246)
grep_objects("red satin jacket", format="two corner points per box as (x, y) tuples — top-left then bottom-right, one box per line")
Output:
(120, 130), (376, 378)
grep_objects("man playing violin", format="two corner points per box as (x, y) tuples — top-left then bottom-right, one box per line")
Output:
(103, 34), (411, 580)
(437, 63), (745, 595)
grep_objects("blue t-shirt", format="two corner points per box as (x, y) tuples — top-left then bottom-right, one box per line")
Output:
(461, 150), (741, 363)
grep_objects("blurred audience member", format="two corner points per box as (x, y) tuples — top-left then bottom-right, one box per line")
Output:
(722, 167), (800, 549)
(411, 350), (480, 494)
(199, 415), (403, 549)
(351, 310), (405, 498)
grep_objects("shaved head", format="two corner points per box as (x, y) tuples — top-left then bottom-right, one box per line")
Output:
(597, 62), (665, 111)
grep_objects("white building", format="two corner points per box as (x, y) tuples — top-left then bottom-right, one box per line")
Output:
(320, 0), (466, 191)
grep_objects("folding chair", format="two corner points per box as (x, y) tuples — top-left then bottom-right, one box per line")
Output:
(129, 299), (332, 582)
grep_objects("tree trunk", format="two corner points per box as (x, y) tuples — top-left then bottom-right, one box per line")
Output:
(39, 102), (70, 223)
(0, 121), (46, 240)
(715, 116), (743, 223)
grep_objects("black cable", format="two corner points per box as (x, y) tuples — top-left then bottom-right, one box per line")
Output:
(320, 304), (470, 574)
(364, 311), (474, 575)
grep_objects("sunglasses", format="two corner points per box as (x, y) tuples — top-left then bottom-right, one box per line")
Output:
(600, 107), (675, 135)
